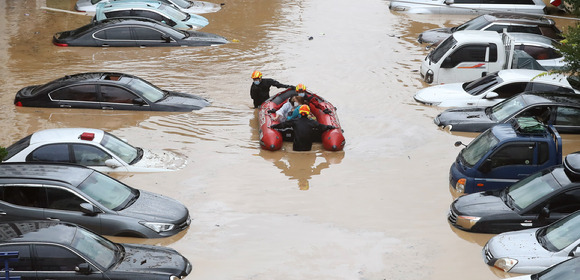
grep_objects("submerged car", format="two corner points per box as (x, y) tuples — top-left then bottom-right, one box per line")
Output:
(449, 152), (580, 234)
(483, 209), (580, 274)
(2, 128), (183, 173)
(76, 0), (222, 14)
(14, 72), (210, 111)
(53, 17), (227, 47)
(0, 163), (190, 238)
(418, 12), (561, 44)
(414, 69), (577, 107)
(503, 257), (580, 280)
(0, 221), (192, 279)
(389, 0), (546, 15)
(434, 92), (580, 133)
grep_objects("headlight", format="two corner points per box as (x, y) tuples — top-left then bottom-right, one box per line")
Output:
(455, 178), (466, 193)
(494, 258), (518, 272)
(169, 276), (180, 280)
(456, 215), (480, 230)
(140, 222), (175, 233)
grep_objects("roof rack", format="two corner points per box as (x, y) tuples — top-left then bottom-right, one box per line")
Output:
(511, 117), (546, 134)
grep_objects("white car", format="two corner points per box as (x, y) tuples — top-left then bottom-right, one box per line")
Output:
(414, 69), (578, 107)
(2, 128), (185, 173)
(389, 0), (546, 15)
(483, 210), (580, 274)
(503, 256), (580, 280)
(75, 0), (222, 14)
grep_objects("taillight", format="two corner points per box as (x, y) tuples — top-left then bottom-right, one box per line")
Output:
(53, 42), (68, 47)
(15, 101), (22, 107)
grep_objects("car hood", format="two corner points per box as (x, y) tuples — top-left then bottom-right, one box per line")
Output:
(130, 149), (187, 172)
(413, 82), (468, 105)
(118, 190), (189, 222)
(453, 192), (512, 216)
(486, 228), (549, 260)
(435, 107), (495, 131)
(156, 91), (210, 110)
(113, 243), (190, 276)
(418, 27), (453, 44)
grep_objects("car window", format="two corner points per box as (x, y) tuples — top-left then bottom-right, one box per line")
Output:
(508, 25), (542, 35)
(545, 189), (580, 214)
(527, 83), (575, 94)
(516, 45), (562, 60)
(49, 85), (98, 102)
(489, 143), (535, 169)
(454, 0), (481, 3)
(482, 0), (535, 3)
(484, 24), (510, 33)
(71, 144), (111, 166)
(491, 82), (528, 98)
(555, 107), (580, 126)
(104, 10), (131, 18)
(34, 245), (84, 271)
(46, 187), (87, 212)
(0, 186), (46, 208)
(4, 134), (31, 161)
(449, 45), (487, 63)
(94, 27), (132, 40)
(133, 27), (165, 41)
(0, 244), (32, 271)
(133, 10), (165, 22)
(100, 85), (138, 104)
(27, 144), (70, 163)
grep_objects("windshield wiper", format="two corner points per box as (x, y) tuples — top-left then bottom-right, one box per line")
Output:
(129, 147), (144, 165)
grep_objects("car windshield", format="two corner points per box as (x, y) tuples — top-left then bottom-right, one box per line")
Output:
(490, 95), (528, 121)
(460, 129), (499, 167)
(454, 15), (490, 31)
(506, 167), (562, 210)
(71, 227), (119, 269)
(463, 73), (502, 96)
(78, 171), (138, 211)
(100, 132), (139, 164)
(430, 36), (456, 64)
(539, 210), (580, 252)
(126, 78), (166, 102)
(535, 257), (580, 279)
(159, 4), (187, 21)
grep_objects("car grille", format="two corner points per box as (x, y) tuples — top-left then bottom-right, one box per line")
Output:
(448, 209), (457, 225)
(177, 215), (191, 230)
(483, 245), (493, 263)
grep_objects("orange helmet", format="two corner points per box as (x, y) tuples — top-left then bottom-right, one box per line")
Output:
(298, 104), (310, 116)
(296, 84), (306, 93)
(251, 71), (262, 79)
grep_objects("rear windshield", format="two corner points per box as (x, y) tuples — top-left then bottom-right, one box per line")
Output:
(4, 134), (32, 161)
(463, 72), (502, 96)
(454, 15), (490, 31)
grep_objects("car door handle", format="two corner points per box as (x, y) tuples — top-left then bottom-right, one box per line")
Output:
(102, 44), (110, 47)
(60, 104), (72, 108)
(46, 217), (60, 221)
(102, 106), (114, 110)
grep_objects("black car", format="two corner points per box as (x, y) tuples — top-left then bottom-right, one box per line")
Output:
(435, 92), (580, 133)
(0, 163), (190, 238)
(53, 17), (228, 47)
(448, 152), (580, 234)
(14, 72), (210, 111)
(0, 221), (192, 280)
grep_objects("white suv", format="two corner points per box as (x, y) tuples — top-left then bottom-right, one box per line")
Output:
(389, 0), (546, 15)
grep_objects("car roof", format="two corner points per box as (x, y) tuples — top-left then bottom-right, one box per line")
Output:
(496, 69), (568, 84)
(453, 30), (499, 41)
(0, 162), (94, 186)
(99, 0), (163, 10)
(0, 221), (77, 244)
(484, 12), (554, 26)
(34, 72), (136, 94)
(510, 33), (558, 46)
(29, 128), (105, 145)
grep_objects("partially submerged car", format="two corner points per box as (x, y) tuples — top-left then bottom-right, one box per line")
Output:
(434, 92), (580, 133)
(389, 0), (546, 15)
(94, 0), (209, 30)
(0, 162), (190, 238)
(14, 72), (210, 111)
(2, 128), (185, 173)
(76, 0), (222, 14)
(483, 209), (580, 274)
(503, 257), (580, 280)
(418, 12), (561, 44)
(414, 69), (577, 107)
(449, 152), (580, 234)
(0, 221), (192, 279)
(53, 17), (227, 47)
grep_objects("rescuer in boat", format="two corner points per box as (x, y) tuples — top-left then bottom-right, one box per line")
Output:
(250, 70), (293, 108)
(270, 105), (336, 151)
(291, 84), (332, 116)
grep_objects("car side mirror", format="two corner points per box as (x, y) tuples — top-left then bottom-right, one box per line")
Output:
(570, 246), (580, 257)
(161, 35), (171, 43)
(485, 92), (499, 99)
(441, 57), (455, 68)
(444, 0), (454, 4)
(540, 206), (551, 219)
(75, 263), (92, 275)
(105, 159), (122, 169)
(133, 98), (146, 105)
(80, 203), (99, 216)
(478, 158), (492, 173)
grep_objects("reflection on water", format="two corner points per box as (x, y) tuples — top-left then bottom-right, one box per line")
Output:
(259, 149), (344, 190)
(448, 223), (495, 247)
(107, 227), (189, 246)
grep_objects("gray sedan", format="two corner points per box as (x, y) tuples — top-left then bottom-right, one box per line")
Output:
(0, 162), (190, 238)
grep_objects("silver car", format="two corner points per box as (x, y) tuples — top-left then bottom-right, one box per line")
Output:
(389, 0), (546, 15)
(483, 210), (580, 274)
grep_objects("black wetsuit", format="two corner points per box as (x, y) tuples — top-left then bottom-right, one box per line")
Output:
(272, 117), (334, 151)
(250, 78), (292, 108)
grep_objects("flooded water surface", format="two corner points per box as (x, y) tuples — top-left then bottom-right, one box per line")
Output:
(2, 0), (579, 279)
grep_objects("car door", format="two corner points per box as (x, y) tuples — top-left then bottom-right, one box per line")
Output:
(0, 185), (47, 221)
(70, 144), (128, 173)
(132, 26), (176, 47)
(98, 84), (148, 110)
(48, 84), (100, 109)
(534, 188), (580, 227)
(42, 186), (102, 234)
(446, 0), (481, 14)
(439, 44), (492, 84)
(92, 26), (137, 47)
(0, 244), (36, 280)
(33, 244), (104, 280)
(474, 82), (528, 107)
(553, 106), (580, 134)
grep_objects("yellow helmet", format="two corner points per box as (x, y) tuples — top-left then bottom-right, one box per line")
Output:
(251, 71), (262, 79)
(296, 83), (306, 93)
(298, 104), (310, 116)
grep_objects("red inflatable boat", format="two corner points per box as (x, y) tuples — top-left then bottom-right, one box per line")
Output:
(258, 89), (345, 151)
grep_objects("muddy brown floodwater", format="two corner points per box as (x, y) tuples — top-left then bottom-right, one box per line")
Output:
(2, 0), (580, 279)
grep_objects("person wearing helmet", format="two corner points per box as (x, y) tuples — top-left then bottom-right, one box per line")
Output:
(270, 104), (336, 151)
(286, 84), (330, 120)
(250, 70), (293, 108)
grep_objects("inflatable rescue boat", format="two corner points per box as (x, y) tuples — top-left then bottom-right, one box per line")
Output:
(258, 89), (345, 151)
